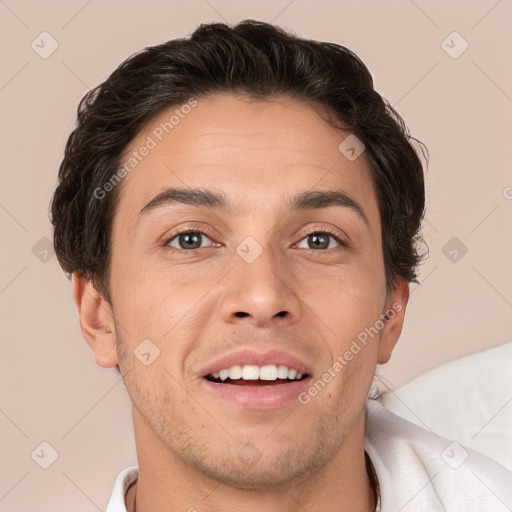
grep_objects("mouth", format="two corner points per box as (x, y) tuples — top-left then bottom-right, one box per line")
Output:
(199, 350), (313, 410)
(204, 364), (309, 386)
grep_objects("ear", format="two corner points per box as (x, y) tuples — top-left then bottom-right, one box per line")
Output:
(377, 278), (409, 365)
(72, 273), (119, 368)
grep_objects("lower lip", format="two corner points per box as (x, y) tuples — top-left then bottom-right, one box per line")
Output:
(201, 378), (311, 410)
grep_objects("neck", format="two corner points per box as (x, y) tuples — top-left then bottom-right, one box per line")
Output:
(126, 407), (376, 512)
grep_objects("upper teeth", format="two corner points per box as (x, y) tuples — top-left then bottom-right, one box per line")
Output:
(212, 365), (303, 381)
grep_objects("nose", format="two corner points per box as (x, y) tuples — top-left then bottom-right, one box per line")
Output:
(219, 240), (302, 328)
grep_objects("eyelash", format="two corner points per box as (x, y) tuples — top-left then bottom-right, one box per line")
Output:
(163, 227), (348, 254)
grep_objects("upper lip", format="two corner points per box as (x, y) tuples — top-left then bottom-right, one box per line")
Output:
(199, 349), (313, 378)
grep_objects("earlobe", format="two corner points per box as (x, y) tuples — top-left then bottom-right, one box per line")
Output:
(71, 273), (119, 368)
(377, 278), (410, 365)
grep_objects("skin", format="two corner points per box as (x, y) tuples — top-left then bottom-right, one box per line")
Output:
(73, 94), (409, 512)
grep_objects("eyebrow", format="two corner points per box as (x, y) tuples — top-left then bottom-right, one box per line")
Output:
(138, 187), (369, 227)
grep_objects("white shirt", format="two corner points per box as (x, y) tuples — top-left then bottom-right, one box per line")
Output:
(106, 400), (512, 511)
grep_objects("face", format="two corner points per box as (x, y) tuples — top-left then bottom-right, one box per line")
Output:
(86, 94), (407, 488)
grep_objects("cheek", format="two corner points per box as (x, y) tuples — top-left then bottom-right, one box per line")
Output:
(306, 268), (385, 333)
(299, 270), (385, 391)
(110, 259), (217, 369)
(305, 286), (381, 403)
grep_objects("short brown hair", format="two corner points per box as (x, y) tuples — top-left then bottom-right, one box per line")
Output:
(51, 19), (426, 303)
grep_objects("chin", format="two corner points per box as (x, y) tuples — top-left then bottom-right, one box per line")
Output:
(178, 435), (339, 490)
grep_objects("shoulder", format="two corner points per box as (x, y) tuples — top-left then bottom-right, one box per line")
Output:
(364, 400), (512, 511)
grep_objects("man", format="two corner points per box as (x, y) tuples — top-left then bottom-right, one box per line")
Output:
(50, 20), (511, 512)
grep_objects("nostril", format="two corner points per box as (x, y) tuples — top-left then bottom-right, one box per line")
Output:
(234, 311), (287, 318)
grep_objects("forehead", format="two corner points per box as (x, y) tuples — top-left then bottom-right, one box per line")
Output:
(115, 94), (378, 225)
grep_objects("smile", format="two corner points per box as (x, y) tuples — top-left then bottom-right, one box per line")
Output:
(199, 350), (313, 409)
(206, 364), (306, 384)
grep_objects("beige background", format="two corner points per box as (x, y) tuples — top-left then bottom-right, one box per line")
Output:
(1, 1), (511, 510)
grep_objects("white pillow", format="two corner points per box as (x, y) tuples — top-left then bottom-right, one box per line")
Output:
(378, 340), (512, 470)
